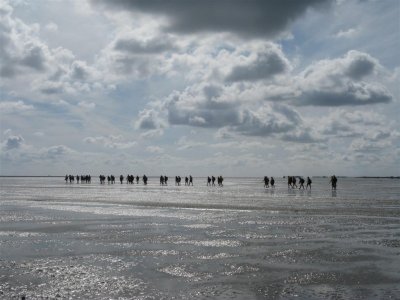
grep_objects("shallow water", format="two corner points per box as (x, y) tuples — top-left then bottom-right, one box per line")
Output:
(0, 177), (399, 299)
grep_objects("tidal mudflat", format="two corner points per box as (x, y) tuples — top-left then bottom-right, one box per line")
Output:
(1, 177), (399, 299)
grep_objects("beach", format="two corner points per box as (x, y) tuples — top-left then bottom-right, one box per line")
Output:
(1, 177), (399, 299)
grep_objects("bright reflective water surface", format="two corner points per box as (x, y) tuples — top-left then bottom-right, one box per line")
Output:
(1, 177), (399, 299)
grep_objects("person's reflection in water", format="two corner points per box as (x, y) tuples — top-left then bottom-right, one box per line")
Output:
(331, 190), (337, 197)
(269, 188), (275, 196)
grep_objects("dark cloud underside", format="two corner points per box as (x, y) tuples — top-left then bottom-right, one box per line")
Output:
(92, 0), (332, 38)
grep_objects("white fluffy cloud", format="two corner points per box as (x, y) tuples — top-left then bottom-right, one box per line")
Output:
(0, 1), (109, 100)
(293, 51), (392, 106)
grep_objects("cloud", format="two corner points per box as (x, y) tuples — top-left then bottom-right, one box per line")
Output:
(297, 83), (392, 106)
(231, 105), (299, 137)
(146, 146), (164, 154)
(365, 130), (392, 142)
(293, 50), (393, 106)
(96, 28), (179, 78)
(36, 81), (65, 94)
(78, 101), (96, 110)
(335, 27), (358, 39)
(134, 108), (165, 130)
(40, 145), (74, 159)
(83, 135), (137, 149)
(158, 82), (313, 140)
(0, 100), (34, 113)
(114, 37), (176, 54)
(2, 135), (25, 150)
(0, 132), (77, 166)
(0, 3), (48, 78)
(176, 136), (206, 150)
(70, 60), (91, 81)
(344, 51), (377, 80)
(225, 45), (290, 82)
(317, 109), (398, 144)
(140, 129), (164, 139)
(349, 138), (391, 153)
(215, 128), (235, 140)
(92, 0), (332, 39)
(321, 119), (358, 137)
(281, 128), (324, 143)
(44, 22), (58, 32)
(0, 2), (109, 97)
(167, 98), (241, 128)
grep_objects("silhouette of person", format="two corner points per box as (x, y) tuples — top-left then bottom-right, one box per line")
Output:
(207, 176), (211, 186)
(288, 176), (293, 188)
(306, 177), (312, 190)
(292, 176), (297, 188)
(212, 176), (216, 186)
(189, 175), (193, 186)
(299, 177), (305, 189)
(264, 176), (269, 188)
(270, 177), (275, 188)
(330, 175), (337, 190)
(120, 175), (124, 184)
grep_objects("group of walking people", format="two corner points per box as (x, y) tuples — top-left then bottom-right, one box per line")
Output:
(286, 176), (312, 189)
(65, 174), (91, 183)
(206, 176), (224, 186)
(99, 174), (146, 184)
(64, 174), (338, 189)
(263, 176), (275, 188)
(172, 176), (194, 186)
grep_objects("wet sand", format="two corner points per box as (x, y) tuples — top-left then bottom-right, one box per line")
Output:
(1, 177), (399, 299)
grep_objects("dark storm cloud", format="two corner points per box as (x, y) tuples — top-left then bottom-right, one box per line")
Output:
(93, 0), (332, 38)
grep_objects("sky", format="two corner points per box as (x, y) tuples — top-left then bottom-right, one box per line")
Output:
(0, 0), (399, 177)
